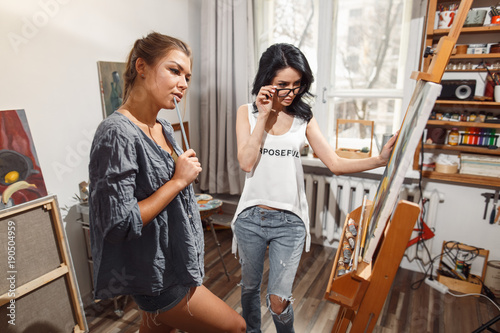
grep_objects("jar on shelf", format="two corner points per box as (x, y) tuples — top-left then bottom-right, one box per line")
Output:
(448, 128), (459, 146)
(460, 112), (468, 122)
(469, 112), (477, 122)
(479, 111), (486, 122)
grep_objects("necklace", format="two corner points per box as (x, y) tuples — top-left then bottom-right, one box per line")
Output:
(147, 124), (160, 145)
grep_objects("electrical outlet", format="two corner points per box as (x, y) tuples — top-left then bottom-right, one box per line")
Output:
(425, 278), (449, 294)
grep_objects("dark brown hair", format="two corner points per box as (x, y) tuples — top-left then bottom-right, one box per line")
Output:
(122, 32), (192, 103)
(252, 43), (314, 122)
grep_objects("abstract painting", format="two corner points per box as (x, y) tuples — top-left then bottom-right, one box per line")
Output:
(362, 81), (442, 263)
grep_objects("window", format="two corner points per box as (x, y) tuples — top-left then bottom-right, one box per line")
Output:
(254, 0), (423, 153)
(254, 0), (320, 87)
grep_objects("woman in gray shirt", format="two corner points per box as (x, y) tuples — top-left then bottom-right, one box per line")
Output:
(89, 32), (245, 333)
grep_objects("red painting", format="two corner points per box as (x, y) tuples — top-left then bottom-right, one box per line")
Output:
(0, 109), (48, 209)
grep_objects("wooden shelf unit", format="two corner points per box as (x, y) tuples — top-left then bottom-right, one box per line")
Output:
(434, 100), (500, 106)
(422, 170), (500, 187)
(415, 0), (500, 186)
(449, 54), (500, 60)
(445, 69), (500, 73)
(433, 25), (500, 35)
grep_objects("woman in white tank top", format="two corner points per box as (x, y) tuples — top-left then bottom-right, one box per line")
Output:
(233, 43), (398, 333)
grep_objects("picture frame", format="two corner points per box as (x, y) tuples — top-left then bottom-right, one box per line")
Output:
(97, 61), (126, 118)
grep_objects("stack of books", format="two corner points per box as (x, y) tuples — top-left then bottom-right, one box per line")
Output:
(460, 153), (500, 177)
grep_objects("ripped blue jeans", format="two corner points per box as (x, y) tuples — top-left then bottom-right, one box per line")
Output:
(234, 206), (306, 333)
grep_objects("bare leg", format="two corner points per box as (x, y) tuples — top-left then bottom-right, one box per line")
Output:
(139, 311), (176, 333)
(268, 294), (295, 331)
(269, 294), (289, 314)
(148, 285), (246, 333)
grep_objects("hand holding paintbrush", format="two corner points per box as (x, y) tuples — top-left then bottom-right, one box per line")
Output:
(174, 98), (200, 184)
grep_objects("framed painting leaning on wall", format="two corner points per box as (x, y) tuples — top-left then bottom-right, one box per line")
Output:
(97, 61), (126, 118)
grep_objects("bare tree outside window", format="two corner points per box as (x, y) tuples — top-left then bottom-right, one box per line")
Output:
(272, 0), (315, 50)
(255, 0), (319, 82)
(334, 0), (405, 123)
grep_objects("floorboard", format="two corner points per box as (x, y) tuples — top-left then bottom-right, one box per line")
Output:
(85, 217), (500, 333)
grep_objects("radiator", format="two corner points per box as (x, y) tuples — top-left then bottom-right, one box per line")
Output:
(304, 173), (443, 262)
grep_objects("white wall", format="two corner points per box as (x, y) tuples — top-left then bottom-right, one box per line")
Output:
(0, 0), (202, 304)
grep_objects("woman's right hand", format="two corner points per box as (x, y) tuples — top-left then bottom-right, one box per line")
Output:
(172, 149), (202, 187)
(255, 85), (276, 117)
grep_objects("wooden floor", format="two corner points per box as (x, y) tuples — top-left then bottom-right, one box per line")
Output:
(85, 217), (500, 333)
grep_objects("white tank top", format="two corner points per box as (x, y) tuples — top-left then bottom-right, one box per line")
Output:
(232, 104), (311, 253)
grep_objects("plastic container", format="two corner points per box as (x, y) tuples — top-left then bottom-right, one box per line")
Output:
(484, 260), (500, 298)
(467, 43), (488, 54)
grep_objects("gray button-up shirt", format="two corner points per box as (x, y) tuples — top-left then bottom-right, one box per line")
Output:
(89, 112), (204, 299)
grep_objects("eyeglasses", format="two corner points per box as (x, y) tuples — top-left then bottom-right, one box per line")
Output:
(275, 85), (307, 97)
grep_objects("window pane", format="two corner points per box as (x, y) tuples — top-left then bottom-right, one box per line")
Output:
(254, 0), (319, 81)
(333, 0), (406, 90)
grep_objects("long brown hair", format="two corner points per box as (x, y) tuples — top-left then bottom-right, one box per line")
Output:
(122, 32), (192, 103)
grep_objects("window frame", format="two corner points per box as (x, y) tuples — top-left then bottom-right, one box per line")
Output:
(253, 0), (427, 150)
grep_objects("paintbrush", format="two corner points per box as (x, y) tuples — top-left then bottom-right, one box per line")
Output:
(174, 98), (199, 184)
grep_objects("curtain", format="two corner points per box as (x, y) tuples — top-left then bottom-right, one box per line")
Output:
(199, 0), (255, 194)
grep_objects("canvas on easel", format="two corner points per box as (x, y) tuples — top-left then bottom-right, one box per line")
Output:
(361, 81), (442, 263)
(0, 109), (48, 210)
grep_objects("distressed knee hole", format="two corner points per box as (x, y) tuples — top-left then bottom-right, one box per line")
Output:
(267, 294), (294, 315)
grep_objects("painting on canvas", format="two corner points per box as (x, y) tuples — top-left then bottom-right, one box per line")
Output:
(0, 109), (48, 209)
(97, 61), (126, 118)
(362, 81), (442, 263)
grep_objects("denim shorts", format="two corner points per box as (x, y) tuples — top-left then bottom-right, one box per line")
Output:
(131, 284), (190, 313)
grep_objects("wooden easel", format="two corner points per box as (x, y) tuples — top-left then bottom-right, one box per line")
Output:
(325, 200), (420, 332)
(324, 1), (473, 332)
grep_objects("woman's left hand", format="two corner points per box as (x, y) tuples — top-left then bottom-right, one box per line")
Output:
(379, 131), (399, 164)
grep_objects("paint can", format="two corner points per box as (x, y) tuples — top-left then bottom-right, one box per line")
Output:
(484, 260), (500, 298)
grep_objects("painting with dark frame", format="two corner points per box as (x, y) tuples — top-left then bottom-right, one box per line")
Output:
(0, 109), (48, 210)
(97, 61), (126, 118)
